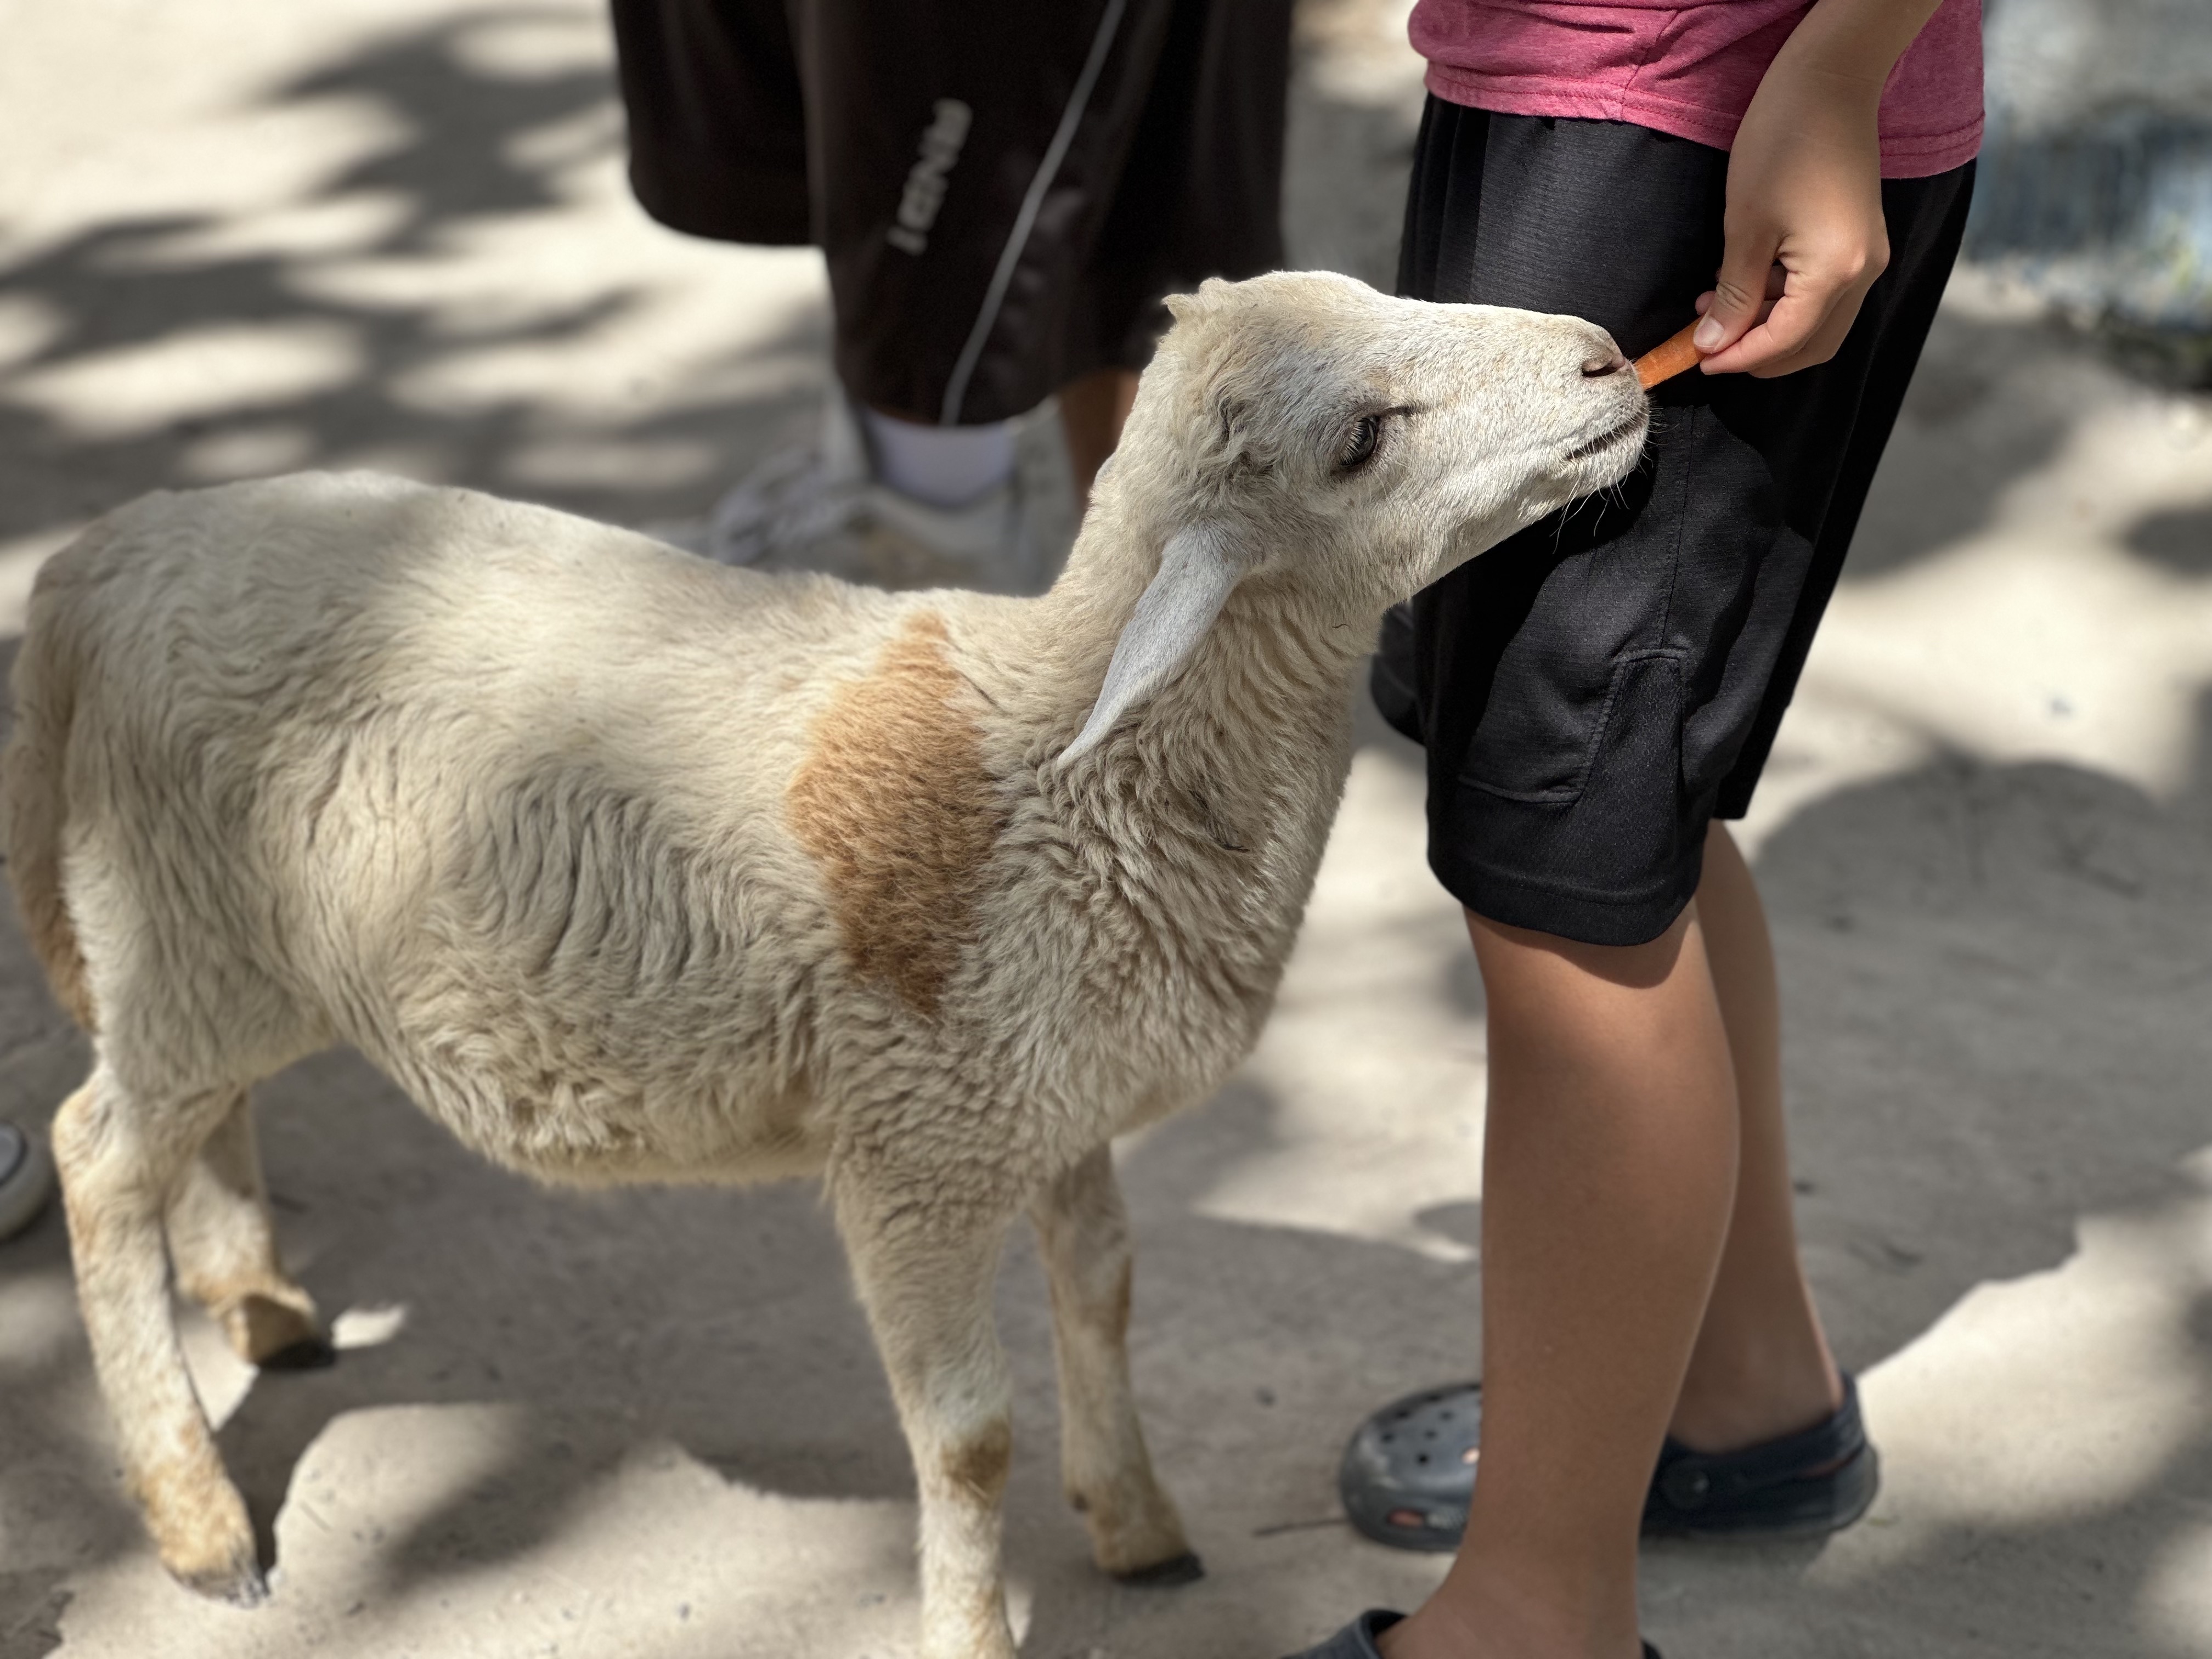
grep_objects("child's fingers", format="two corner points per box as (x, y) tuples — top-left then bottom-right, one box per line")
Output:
(1691, 258), (1774, 356)
(1745, 294), (1866, 379)
(1693, 289), (1779, 326)
(1635, 293), (1781, 388)
(1693, 266), (1786, 315)
(1697, 302), (1821, 374)
(1691, 260), (1792, 360)
(1697, 263), (1864, 375)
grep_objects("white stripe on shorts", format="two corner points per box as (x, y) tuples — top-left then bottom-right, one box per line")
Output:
(938, 0), (1129, 425)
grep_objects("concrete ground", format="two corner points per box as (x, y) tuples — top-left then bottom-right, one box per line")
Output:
(3, 2), (2211, 1656)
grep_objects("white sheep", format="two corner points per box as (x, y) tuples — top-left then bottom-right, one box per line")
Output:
(7, 270), (1646, 1659)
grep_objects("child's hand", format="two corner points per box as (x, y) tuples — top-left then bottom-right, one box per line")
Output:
(1693, 0), (1941, 377)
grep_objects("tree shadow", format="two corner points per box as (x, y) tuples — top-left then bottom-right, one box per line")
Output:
(1838, 306), (2080, 578)
(0, 8), (827, 557)
(5, 680), (2212, 1657)
(2128, 505), (2212, 578)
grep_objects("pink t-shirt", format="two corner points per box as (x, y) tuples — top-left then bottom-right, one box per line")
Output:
(1412, 0), (1984, 178)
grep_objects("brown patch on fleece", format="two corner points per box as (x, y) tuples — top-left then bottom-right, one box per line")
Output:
(786, 613), (1002, 1017)
(940, 1417), (1014, 1500)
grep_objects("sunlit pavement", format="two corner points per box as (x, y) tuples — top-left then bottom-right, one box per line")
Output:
(3, 3), (2210, 1656)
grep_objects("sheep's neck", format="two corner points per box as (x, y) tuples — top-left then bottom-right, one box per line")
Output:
(1042, 505), (1374, 738)
(1007, 582), (1368, 1092)
(1026, 492), (1378, 865)
(1140, 587), (1368, 773)
(1043, 573), (1372, 880)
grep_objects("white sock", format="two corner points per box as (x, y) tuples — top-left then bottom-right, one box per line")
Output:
(861, 408), (1015, 509)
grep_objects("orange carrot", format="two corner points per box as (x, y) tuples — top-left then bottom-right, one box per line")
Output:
(1633, 320), (1705, 389)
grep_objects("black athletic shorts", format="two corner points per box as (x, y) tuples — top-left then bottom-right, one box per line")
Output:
(610, 0), (1292, 425)
(1371, 103), (1975, 946)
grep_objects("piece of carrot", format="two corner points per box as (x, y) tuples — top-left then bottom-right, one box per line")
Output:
(1633, 320), (1705, 389)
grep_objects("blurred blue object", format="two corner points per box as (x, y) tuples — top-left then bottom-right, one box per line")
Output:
(1967, 0), (2212, 355)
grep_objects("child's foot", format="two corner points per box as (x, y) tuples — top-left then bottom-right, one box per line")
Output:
(1277, 1611), (1662, 1659)
(642, 392), (1072, 593)
(1339, 1374), (1877, 1549)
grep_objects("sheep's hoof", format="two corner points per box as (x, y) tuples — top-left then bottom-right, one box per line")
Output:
(257, 1335), (337, 1372)
(171, 1548), (268, 1608)
(228, 1295), (328, 1369)
(1111, 1550), (1205, 1588)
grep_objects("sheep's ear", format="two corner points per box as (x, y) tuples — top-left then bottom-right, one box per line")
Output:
(1059, 525), (1241, 764)
(1162, 277), (1231, 324)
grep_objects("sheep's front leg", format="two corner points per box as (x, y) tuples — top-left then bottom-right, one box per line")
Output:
(53, 1071), (264, 1604)
(167, 1091), (330, 1370)
(1030, 1147), (1199, 1583)
(837, 1185), (1019, 1659)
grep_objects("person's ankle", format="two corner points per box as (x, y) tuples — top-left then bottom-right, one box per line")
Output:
(1667, 1352), (1843, 1454)
(1378, 1568), (1643, 1659)
(1378, 1599), (1487, 1659)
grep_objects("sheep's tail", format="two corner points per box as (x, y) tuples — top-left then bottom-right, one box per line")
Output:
(3, 543), (96, 1031)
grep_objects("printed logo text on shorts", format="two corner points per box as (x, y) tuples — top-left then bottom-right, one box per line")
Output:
(888, 99), (972, 256)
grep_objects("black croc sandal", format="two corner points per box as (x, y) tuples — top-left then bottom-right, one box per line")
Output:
(1644, 1373), (1879, 1539)
(1279, 1610), (1404, 1658)
(1278, 1611), (1661, 1658)
(1340, 1374), (1877, 1551)
(1338, 1384), (1485, 1551)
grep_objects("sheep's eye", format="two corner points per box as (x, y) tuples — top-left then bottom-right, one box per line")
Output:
(1337, 414), (1382, 471)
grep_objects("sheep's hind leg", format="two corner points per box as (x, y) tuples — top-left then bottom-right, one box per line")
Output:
(167, 1090), (331, 1371)
(53, 1069), (264, 1604)
(837, 1184), (1020, 1659)
(1030, 1147), (1199, 1584)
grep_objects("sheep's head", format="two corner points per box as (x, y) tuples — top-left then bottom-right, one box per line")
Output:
(1064, 269), (1649, 761)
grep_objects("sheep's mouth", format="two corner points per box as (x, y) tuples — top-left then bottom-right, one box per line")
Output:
(1562, 409), (1648, 462)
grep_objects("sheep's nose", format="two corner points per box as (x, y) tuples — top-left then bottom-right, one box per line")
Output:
(1581, 352), (1630, 379)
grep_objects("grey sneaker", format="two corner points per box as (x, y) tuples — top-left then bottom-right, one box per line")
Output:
(658, 388), (871, 569)
(650, 393), (1077, 595)
(0, 1121), (55, 1242)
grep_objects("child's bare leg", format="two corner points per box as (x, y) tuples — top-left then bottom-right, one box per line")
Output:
(1668, 822), (1841, 1451)
(1059, 368), (1139, 507)
(1382, 906), (1739, 1659)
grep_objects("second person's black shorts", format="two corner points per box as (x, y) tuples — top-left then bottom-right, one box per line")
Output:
(1372, 103), (1975, 946)
(610, 0), (1292, 425)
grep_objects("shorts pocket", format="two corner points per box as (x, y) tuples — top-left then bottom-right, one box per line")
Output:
(1460, 651), (1683, 807)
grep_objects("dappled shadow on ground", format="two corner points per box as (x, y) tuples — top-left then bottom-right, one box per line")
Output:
(0, 8), (825, 557)
(3, 711), (2209, 1656)
(1841, 306), (2083, 578)
(2130, 506), (2212, 578)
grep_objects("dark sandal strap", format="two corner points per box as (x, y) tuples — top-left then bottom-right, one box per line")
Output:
(1278, 1612), (1661, 1659)
(1278, 1610), (1404, 1658)
(1646, 1374), (1870, 1526)
(1662, 1374), (1862, 1487)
